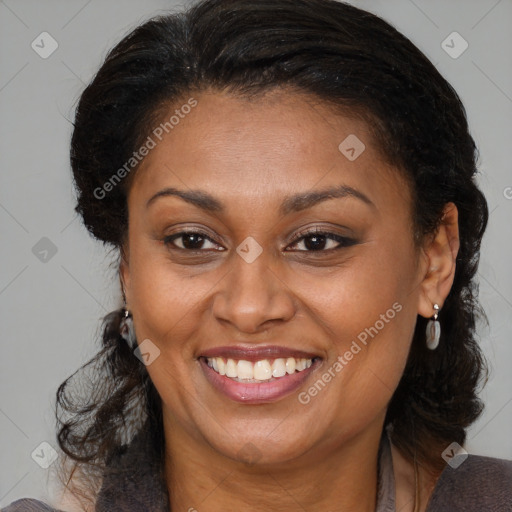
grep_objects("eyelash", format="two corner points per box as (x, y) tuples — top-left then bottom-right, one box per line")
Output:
(162, 227), (356, 253)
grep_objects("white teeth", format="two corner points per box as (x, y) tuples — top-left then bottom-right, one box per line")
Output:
(226, 359), (237, 378)
(254, 360), (272, 380)
(206, 356), (314, 381)
(237, 360), (253, 379)
(272, 358), (287, 378)
(297, 358), (309, 371)
(285, 357), (296, 374)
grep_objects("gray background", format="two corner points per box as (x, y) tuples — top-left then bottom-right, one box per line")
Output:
(1, 0), (511, 507)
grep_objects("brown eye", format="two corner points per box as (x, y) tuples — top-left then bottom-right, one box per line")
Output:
(287, 229), (357, 252)
(163, 231), (222, 251)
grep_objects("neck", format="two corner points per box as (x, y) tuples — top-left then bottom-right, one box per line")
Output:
(391, 441), (441, 512)
(163, 411), (385, 512)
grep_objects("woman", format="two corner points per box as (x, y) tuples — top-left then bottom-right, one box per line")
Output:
(5, 0), (511, 511)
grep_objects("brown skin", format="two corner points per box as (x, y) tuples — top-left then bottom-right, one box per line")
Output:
(120, 89), (459, 512)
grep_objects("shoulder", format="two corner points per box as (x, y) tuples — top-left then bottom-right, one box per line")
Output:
(1, 498), (65, 511)
(427, 453), (512, 511)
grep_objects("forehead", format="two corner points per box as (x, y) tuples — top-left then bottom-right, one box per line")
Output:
(128, 89), (409, 218)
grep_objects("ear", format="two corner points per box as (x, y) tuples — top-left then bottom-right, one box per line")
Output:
(119, 243), (131, 306)
(417, 202), (460, 318)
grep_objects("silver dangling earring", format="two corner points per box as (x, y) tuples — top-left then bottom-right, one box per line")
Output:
(426, 303), (440, 350)
(120, 307), (137, 346)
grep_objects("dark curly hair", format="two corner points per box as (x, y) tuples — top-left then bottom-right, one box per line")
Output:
(55, 0), (489, 506)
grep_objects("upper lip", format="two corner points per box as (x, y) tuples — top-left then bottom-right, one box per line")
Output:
(199, 345), (320, 362)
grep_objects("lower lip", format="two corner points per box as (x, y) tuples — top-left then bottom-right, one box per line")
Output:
(199, 357), (320, 404)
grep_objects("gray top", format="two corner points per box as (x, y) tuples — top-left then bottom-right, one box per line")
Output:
(4, 429), (512, 511)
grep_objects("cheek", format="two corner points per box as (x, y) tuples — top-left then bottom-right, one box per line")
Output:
(312, 235), (417, 342)
(301, 295), (416, 442)
(309, 236), (418, 419)
(126, 240), (202, 346)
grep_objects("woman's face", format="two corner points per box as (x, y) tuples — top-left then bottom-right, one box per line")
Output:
(121, 89), (429, 465)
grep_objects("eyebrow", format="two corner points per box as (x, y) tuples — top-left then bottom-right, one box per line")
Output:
(145, 184), (375, 215)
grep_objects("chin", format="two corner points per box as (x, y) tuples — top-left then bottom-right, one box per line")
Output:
(204, 427), (314, 467)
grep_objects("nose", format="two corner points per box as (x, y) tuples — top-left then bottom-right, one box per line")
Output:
(211, 248), (296, 335)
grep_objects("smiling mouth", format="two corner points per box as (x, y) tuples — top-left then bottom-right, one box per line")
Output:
(201, 356), (319, 383)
